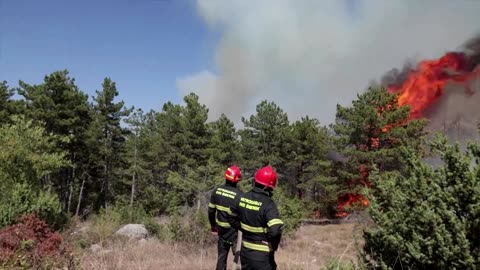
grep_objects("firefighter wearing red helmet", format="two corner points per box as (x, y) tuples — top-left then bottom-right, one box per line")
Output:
(208, 165), (244, 270)
(227, 165), (284, 270)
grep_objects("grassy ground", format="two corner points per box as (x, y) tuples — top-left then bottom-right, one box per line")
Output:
(276, 224), (361, 269)
(79, 223), (363, 270)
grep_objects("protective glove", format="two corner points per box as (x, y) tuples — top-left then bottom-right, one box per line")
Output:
(211, 225), (218, 236)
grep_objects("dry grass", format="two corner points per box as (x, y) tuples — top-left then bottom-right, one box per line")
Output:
(81, 238), (218, 270)
(276, 223), (363, 270)
(80, 223), (363, 270)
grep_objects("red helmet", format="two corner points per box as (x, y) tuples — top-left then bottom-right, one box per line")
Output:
(225, 165), (242, 182)
(254, 166), (278, 188)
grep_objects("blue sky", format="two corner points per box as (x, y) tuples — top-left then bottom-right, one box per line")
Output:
(0, 0), (218, 111)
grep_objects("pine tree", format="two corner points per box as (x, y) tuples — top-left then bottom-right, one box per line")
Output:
(240, 100), (290, 177)
(154, 101), (188, 175)
(103, 108), (160, 215)
(17, 70), (91, 212)
(331, 86), (427, 195)
(208, 113), (239, 167)
(287, 117), (336, 215)
(145, 93), (216, 214)
(182, 93), (211, 167)
(122, 109), (154, 215)
(0, 81), (15, 125)
(90, 77), (132, 209)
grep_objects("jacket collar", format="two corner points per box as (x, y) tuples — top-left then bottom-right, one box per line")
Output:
(252, 186), (272, 197)
(225, 181), (238, 188)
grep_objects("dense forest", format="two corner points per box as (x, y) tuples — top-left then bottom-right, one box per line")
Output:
(1, 70), (479, 269)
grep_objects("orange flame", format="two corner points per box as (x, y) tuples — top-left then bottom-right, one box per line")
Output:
(336, 193), (369, 218)
(336, 51), (480, 218)
(388, 52), (480, 118)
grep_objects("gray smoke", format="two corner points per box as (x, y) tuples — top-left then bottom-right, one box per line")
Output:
(425, 77), (480, 144)
(379, 60), (416, 90)
(177, 0), (480, 124)
(463, 35), (480, 72)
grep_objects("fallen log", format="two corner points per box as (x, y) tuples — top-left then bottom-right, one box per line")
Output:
(300, 218), (342, 225)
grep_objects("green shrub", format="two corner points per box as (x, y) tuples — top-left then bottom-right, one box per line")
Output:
(188, 210), (212, 245)
(0, 116), (69, 231)
(143, 217), (163, 238)
(162, 209), (215, 247)
(323, 259), (357, 270)
(84, 202), (163, 244)
(0, 182), (67, 230)
(362, 135), (480, 269)
(273, 186), (305, 235)
(166, 214), (183, 241)
(88, 206), (123, 244)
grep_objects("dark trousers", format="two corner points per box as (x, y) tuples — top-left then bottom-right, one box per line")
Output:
(240, 248), (277, 270)
(216, 233), (238, 270)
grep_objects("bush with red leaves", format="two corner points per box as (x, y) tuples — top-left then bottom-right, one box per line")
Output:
(0, 214), (76, 269)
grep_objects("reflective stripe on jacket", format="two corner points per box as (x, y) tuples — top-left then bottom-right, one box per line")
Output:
(227, 187), (284, 252)
(208, 183), (242, 232)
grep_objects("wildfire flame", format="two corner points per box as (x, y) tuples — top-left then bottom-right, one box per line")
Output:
(388, 52), (480, 119)
(336, 193), (369, 218)
(336, 165), (370, 218)
(336, 49), (480, 218)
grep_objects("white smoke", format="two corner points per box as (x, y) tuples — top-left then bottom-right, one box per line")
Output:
(177, 0), (480, 124)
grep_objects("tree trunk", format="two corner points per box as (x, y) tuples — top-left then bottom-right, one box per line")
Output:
(129, 132), (138, 221)
(75, 177), (86, 217)
(63, 175), (68, 211)
(67, 181), (73, 213)
(68, 153), (76, 213)
(104, 129), (109, 210)
(129, 172), (136, 221)
(297, 162), (304, 199)
(46, 174), (51, 193)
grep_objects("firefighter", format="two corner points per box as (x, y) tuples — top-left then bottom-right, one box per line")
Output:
(208, 165), (243, 270)
(227, 165), (284, 270)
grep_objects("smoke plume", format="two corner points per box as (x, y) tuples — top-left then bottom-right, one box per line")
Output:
(425, 79), (480, 142)
(382, 35), (480, 88)
(177, 0), (480, 124)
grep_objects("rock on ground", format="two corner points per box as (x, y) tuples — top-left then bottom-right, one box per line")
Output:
(114, 224), (148, 240)
(90, 244), (102, 253)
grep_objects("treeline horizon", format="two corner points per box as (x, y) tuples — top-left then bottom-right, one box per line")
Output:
(0, 67), (446, 221)
(0, 68), (439, 221)
(1, 69), (341, 222)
